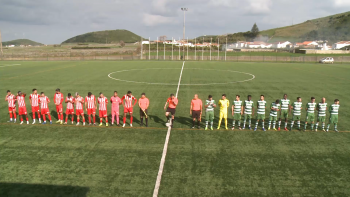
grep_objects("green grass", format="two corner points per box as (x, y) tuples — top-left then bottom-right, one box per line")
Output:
(1, 61), (349, 196)
(2, 39), (43, 46)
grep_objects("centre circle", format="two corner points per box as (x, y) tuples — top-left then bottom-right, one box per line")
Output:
(108, 68), (255, 86)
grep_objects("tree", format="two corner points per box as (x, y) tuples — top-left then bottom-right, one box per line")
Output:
(119, 40), (125, 48)
(251, 23), (260, 39)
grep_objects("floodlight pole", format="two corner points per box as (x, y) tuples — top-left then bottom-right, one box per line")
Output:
(179, 37), (180, 60)
(149, 37), (150, 60)
(172, 37), (173, 60)
(181, 8), (188, 61)
(164, 42), (165, 60)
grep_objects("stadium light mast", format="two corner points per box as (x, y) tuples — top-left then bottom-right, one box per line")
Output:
(181, 8), (188, 41)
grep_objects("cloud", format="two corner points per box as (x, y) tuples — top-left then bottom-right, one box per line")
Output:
(245, 0), (272, 15)
(334, 0), (350, 7)
(142, 13), (175, 26)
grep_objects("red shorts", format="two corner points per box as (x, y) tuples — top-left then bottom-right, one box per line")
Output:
(41, 108), (50, 115)
(124, 107), (133, 113)
(66, 109), (74, 115)
(99, 110), (107, 118)
(76, 109), (84, 116)
(87, 108), (96, 115)
(32, 106), (40, 113)
(56, 105), (63, 113)
(19, 107), (27, 115)
(8, 107), (16, 112)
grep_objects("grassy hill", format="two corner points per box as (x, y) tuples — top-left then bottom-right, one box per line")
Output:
(62, 29), (145, 44)
(260, 11), (350, 43)
(198, 11), (350, 44)
(2, 39), (43, 46)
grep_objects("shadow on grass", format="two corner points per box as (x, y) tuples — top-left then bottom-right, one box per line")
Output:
(0, 182), (89, 197)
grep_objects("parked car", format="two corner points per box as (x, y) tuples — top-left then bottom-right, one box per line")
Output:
(319, 57), (334, 64)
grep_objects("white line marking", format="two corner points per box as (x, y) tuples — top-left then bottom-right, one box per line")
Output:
(153, 61), (185, 197)
(0, 64), (21, 68)
(108, 68), (255, 86)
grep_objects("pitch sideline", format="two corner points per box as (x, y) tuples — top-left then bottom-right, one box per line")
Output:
(152, 61), (185, 197)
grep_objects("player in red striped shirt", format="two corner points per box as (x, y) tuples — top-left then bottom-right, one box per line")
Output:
(5, 90), (17, 123)
(16, 91), (29, 124)
(98, 92), (109, 127)
(121, 91), (137, 127)
(75, 92), (85, 126)
(39, 92), (52, 124)
(29, 88), (41, 124)
(54, 88), (64, 124)
(85, 92), (97, 126)
(64, 93), (75, 124)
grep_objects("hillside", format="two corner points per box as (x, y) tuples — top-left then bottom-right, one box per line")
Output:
(198, 11), (350, 44)
(260, 11), (350, 43)
(62, 29), (145, 44)
(2, 39), (43, 46)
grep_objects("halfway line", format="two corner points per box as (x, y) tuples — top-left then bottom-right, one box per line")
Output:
(153, 61), (185, 197)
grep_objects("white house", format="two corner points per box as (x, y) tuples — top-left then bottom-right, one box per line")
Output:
(7, 45), (15, 47)
(246, 42), (271, 48)
(332, 41), (350, 49)
(141, 41), (150, 44)
(272, 41), (291, 48)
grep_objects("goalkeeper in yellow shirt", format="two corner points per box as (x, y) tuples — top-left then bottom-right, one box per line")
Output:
(217, 94), (229, 130)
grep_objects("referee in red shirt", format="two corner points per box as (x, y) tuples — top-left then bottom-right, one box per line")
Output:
(190, 94), (203, 129)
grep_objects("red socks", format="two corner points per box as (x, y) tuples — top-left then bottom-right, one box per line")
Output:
(61, 114), (63, 121)
(38, 113), (41, 119)
(88, 116), (91, 123)
(130, 116), (133, 124)
(48, 114), (51, 121)
(123, 117), (126, 124)
(93, 116), (96, 123)
(13, 113), (16, 119)
(10, 113), (12, 118)
(33, 113), (35, 119)
(43, 116), (46, 121)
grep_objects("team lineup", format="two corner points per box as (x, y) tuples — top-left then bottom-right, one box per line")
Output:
(5, 89), (340, 132)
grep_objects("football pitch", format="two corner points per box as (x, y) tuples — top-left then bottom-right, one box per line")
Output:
(1, 60), (350, 196)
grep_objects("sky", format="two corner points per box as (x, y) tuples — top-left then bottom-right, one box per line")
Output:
(1, 0), (350, 44)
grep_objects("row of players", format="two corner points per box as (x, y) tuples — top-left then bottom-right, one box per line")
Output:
(5, 89), (340, 132)
(5, 89), (146, 127)
(209, 94), (340, 132)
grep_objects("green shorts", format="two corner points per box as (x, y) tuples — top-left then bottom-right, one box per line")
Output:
(305, 113), (315, 122)
(280, 110), (289, 119)
(206, 111), (214, 121)
(317, 116), (326, 123)
(256, 114), (265, 120)
(244, 114), (252, 120)
(293, 115), (301, 121)
(329, 115), (338, 124)
(233, 113), (241, 120)
(269, 116), (277, 121)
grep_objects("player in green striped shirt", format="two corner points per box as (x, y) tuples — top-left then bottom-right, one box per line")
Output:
(254, 95), (266, 131)
(205, 95), (216, 130)
(279, 94), (291, 131)
(243, 95), (254, 130)
(315, 97), (327, 132)
(326, 99), (340, 132)
(231, 95), (243, 130)
(290, 97), (302, 131)
(268, 100), (280, 130)
(304, 97), (317, 131)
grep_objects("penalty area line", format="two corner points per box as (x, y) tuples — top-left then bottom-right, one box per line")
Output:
(152, 61), (185, 197)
